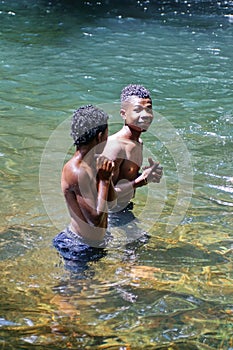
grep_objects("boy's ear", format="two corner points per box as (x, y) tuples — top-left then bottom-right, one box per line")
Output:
(97, 131), (103, 143)
(96, 132), (101, 143)
(120, 108), (126, 120)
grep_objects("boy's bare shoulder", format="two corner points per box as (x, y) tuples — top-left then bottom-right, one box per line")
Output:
(107, 132), (121, 142)
(107, 130), (130, 146)
(104, 135), (126, 160)
(62, 157), (90, 187)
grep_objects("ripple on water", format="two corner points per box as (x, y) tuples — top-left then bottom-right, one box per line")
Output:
(0, 1), (233, 348)
(0, 226), (42, 260)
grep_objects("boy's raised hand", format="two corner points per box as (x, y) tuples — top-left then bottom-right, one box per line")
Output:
(142, 157), (163, 183)
(96, 155), (114, 181)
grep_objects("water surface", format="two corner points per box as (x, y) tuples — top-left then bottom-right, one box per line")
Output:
(0, 1), (233, 349)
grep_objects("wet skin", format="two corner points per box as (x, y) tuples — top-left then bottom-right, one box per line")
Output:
(103, 97), (163, 208)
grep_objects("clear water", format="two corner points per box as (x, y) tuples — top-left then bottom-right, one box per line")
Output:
(0, 1), (233, 349)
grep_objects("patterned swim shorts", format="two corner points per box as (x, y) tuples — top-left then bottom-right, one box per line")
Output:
(53, 226), (111, 262)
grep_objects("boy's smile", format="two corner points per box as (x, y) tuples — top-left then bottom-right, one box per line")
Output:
(121, 96), (154, 132)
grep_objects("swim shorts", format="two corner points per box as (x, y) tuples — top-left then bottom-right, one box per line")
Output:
(108, 201), (136, 227)
(53, 226), (111, 262)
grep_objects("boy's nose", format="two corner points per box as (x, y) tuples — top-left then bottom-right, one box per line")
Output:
(141, 115), (153, 122)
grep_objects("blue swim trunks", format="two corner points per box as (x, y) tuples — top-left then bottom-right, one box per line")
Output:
(108, 201), (136, 227)
(53, 226), (111, 262)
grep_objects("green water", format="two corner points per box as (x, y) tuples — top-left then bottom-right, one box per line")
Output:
(0, 1), (233, 349)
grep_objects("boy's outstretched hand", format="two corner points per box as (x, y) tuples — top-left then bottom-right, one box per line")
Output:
(141, 157), (163, 184)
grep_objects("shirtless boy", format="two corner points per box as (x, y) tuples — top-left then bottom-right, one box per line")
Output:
(53, 105), (116, 262)
(103, 84), (163, 212)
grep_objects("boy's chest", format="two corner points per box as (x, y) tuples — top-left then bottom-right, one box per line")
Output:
(119, 144), (143, 180)
(120, 159), (140, 181)
(125, 142), (143, 165)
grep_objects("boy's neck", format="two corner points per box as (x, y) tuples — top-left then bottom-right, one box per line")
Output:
(121, 124), (141, 141)
(75, 140), (97, 162)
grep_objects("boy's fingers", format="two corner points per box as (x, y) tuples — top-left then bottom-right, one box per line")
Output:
(106, 161), (111, 171)
(108, 161), (114, 170)
(148, 157), (154, 166)
(103, 160), (114, 172)
(156, 166), (163, 173)
(148, 157), (161, 169)
(152, 162), (160, 170)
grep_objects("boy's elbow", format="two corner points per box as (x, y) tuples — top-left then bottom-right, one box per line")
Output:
(91, 212), (107, 227)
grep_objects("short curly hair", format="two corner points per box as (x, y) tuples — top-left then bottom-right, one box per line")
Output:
(120, 84), (151, 102)
(71, 105), (108, 147)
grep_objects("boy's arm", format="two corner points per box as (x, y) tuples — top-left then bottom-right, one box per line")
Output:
(103, 139), (162, 206)
(72, 157), (115, 228)
(102, 138), (122, 184)
(103, 141), (135, 206)
(71, 167), (110, 228)
(106, 179), (117, 209)
(115, 159), (163, 190)
(96, 156), (116, 212)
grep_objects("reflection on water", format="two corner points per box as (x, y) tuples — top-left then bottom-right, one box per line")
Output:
(0, 0), (233, 348)
(0, 226), (42, 260)
(1, 225), (232, 349)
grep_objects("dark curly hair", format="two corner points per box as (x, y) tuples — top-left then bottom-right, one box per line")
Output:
(71, 105), (108, 147)
(120, 84), (151, 102)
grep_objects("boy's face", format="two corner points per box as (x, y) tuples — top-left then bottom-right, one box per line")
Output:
(121, 96), (153, 132)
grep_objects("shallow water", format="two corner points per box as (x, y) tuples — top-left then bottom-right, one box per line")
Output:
(0, 1), (233, 349)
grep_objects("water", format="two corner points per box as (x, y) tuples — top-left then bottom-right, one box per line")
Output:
(0, 0), (233, 349)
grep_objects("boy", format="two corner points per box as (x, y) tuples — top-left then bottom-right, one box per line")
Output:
(103, 84), (163, 212)
(53, 105), (116, 264)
